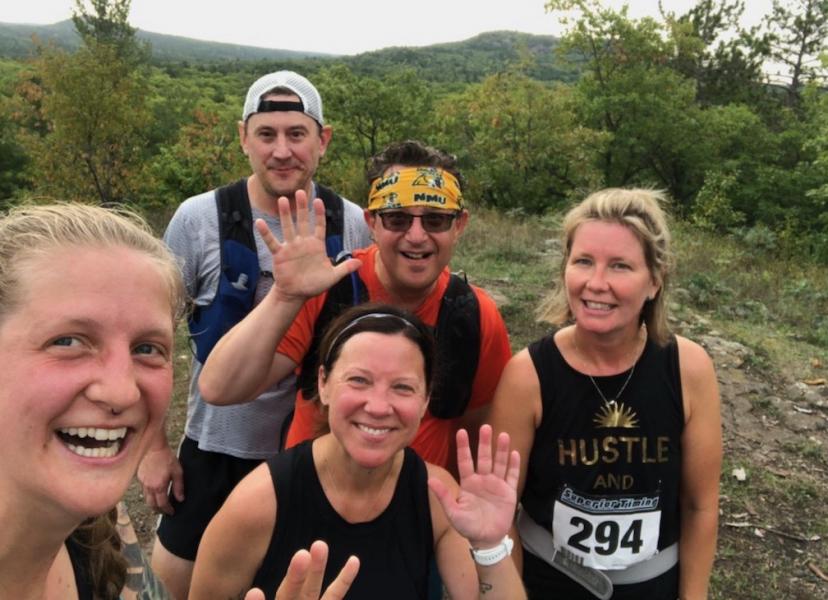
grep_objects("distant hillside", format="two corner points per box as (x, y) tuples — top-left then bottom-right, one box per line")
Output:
(0, 22), (571, 84)
(0, 19), (331, 62)
(343, 31), (573, 84)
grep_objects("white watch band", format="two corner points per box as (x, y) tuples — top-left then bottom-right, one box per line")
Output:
(469, 535), (514, 566)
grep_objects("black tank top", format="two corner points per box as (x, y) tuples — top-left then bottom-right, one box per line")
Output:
(523, 334), (684, 559)
(65, 535), (94, 600)
(251, 441), (433, 599)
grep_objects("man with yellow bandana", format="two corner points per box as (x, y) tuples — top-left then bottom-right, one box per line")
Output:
(199, 140), (511, 471)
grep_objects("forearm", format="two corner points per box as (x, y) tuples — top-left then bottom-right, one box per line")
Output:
(148, 422), (170, 450)
(475, 559), (526, 600)
(679, 506), (718, 600)
(199, 291), (303, 405)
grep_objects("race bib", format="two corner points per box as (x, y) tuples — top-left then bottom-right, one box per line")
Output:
(552, 485), (661, 570)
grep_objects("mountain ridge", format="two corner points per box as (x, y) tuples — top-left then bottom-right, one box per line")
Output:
(0, 19), (333, 61)
(0, 20), (568, 83)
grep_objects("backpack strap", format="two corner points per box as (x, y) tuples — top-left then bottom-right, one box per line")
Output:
(296, 262), (368, 400)
(316, 183), (346, 259)
(217, 178), (256, 259)
(428, 272), (481, 419)
(188, 179), (259, 364)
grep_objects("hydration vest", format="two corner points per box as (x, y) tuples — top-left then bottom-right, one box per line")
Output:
(188, 178), (345, 364)
(296, 269), (482, 419)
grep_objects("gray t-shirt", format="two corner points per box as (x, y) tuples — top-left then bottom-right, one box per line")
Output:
(164, 181), (371, 459)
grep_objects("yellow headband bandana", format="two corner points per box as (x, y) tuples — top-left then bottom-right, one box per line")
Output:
(368, 167), (464, 212)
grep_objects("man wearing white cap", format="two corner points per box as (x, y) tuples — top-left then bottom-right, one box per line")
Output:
(137, 71), (371, 599)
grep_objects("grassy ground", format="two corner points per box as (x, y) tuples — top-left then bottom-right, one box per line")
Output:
(127, 205), (828, 597)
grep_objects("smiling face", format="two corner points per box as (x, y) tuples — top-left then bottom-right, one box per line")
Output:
(239, 92), (332, 205)
(366, 166), (469, 304)
(318, 331), (428, 469)
(565, 220), (660, 339)
(0, 245), (174, 521)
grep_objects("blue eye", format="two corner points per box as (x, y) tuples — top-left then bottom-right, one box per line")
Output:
(393, 384), (416, 394)
(134, 343), (171, 361)
(52, 336), (80, 347)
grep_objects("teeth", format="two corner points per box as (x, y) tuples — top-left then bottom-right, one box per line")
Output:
(65, 441), (121, 459)
(585, 301), (613, 310)
(357, 424), (391, 436)
(402, 252), (428, 259)
(59, 427), (127, 441)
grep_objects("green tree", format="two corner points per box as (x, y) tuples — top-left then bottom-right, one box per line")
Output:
(17, 43), (151, 205)
(72, 0), (146, 63)
(147, 105), (247, 208)
(764, 0), (828, 107)
(16, 0), (152, 205)
(0, 110), (28, 207)
(664, 0), (771, 108)
(435, 71), (606, 213)
(0, 59), (29, 205)
(806, 86), (828, 205)
(546, 0), (711, 206)
(314, 64), (434, 200)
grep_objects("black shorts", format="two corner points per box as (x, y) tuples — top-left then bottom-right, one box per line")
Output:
(156, 436), (263, 561)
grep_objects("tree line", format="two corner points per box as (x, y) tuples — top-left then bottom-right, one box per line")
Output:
(1, 0), (826, 260)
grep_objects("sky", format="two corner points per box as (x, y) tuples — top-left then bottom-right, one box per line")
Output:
(0, 0), (774, 56)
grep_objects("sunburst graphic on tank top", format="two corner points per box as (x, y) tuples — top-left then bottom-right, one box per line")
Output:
(593, 402), (639, 428)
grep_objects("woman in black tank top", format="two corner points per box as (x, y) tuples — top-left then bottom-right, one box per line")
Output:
(489, 189), (722, 599)
(191, 304), (527, 600)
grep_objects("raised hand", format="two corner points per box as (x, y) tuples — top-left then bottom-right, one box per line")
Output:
(244, 540), (360, 600)
(428, 425), (520, 548)
(256, 190), (361, 304)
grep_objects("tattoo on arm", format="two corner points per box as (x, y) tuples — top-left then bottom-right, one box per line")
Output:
(480, 581), (494, 594)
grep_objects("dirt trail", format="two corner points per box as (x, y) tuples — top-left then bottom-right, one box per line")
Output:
(691, 322), (828, 598)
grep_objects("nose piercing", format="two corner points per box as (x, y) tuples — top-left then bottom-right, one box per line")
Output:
(110, 407), (122, 416)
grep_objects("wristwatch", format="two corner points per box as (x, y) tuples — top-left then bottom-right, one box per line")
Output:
(469, 535), (514, 566)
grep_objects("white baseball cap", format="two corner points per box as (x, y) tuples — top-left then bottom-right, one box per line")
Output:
(242, 70), (324, 125)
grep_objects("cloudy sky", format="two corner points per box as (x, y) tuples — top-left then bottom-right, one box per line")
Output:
(0, 0), (774, 56)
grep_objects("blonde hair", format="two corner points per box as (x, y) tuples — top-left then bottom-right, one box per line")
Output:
(537, 188), (674, 346)
(0, 203), (185, 598)
(0, 202), (185, 323)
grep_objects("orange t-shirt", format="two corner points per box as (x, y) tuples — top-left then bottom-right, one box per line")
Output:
(278, 245), (511, 468)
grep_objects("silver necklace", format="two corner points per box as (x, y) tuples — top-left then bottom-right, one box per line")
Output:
(588, 363), (636, 408)
(572, 332), (639, 408)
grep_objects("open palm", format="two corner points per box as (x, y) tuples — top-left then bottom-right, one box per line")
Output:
(255, 190), (360, 304)
(429, 425), (520, 548)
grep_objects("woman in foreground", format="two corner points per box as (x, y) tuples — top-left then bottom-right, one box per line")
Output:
(0, 203), (184, 599)
(0, 203), (356, 600)
(489, 189), (722, 599)
(191, 304), (526, 600)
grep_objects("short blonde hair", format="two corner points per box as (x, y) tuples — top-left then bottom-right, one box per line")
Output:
(0, 202), (185, 324)
(537, 188), (674, 346)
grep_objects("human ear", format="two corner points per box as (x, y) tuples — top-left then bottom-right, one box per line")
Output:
(317, 366), (329, 405)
